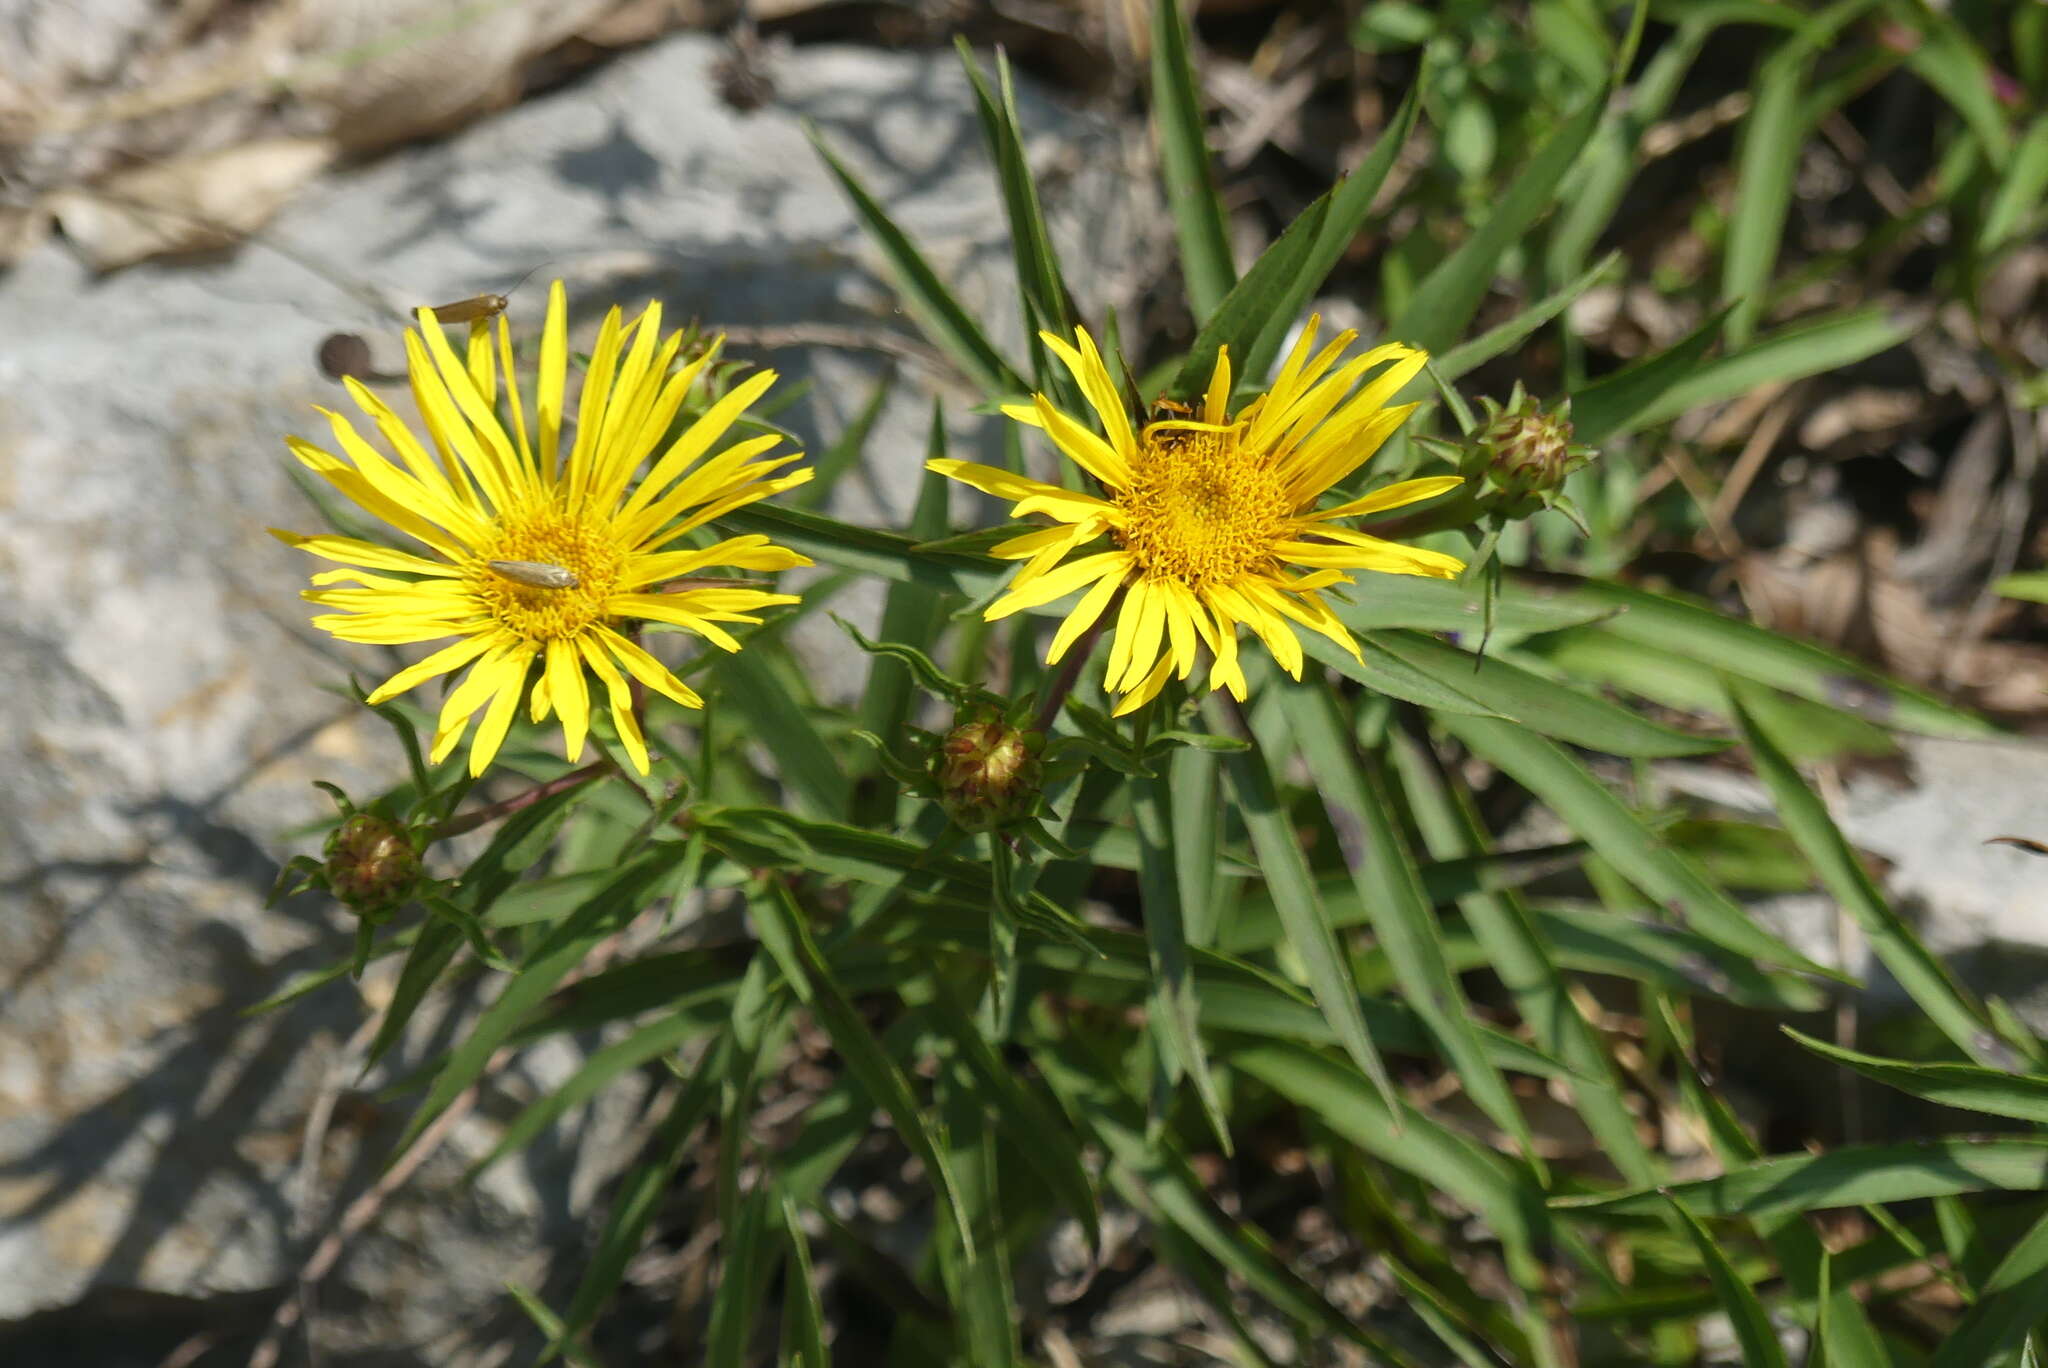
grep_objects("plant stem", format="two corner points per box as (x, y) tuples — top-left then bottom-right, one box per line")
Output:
(1031, 589), (1122, 733)
(432, 761), (607, 839)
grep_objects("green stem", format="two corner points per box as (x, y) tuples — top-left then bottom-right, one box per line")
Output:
(432, 761), (607, 839)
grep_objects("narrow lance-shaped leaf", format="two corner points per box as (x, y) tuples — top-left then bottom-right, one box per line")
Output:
(1242, 68), (1427, 381)
(1438, 711), (1837, 985)
(752, 878), (977, 1260)
(1730, 682), (1999, 1062)
(1277, 683), (1541, 1171)
(1389, 89), (1608, 354)
(1556, 1137), (2048, 1220)
(1211, 695), (1396, 1111)
(1665, 1193), (1791, 1368)
(1149, 0), (1235, 321)
(1134, 768), (1231, 1152)
(806, 123), (1024, 398)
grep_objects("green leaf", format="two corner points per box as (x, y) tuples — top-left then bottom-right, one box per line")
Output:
(915, 979), (1100, 1251)
(1569, 305), (1733, 446)
(1438, 712), (1835, 988)
(1301, 628), (1501, 717)
(1276, 683), (1541, 1169)
(1034, 1028), (1377, 1350)
(506, 1281), (604, 1368)
(776, 1193), (830, 1368)
(1150, 0), (1235, 321)
(1214, 697), (1396, 1111)
(795, 366), (893, 510)
(1552, 577), (1991, 739)
(363, 920), (463, 1071)
(1664, 1193), (1791, 1368)
(1389, 91), (1608, 354)
(806, 124), (1024, 398)
(752, 880), (977, 1261)
(706, 1179), (778, 1368)
(1389, 727), (1660, 1187)
(1242, 71), (1427, 381)
(957, 40), (1077, 359)
(1170, 746), (1224, 947)
(1981, 115), (2048, 252)
(1722, 37), (1810, 343)
(1133, 770), (1230, 1151)
(713, 646), (849, 818)
(469, 1004), (712, 1177)
(550, 1041), (726, 1359)
(389, 850), (681, 1159)
(934, 1062), (1021, 1368)
(1556, 1137), (2048, 1219)
(1903, 9), (2014, 169)
(1618, 307), (1918, 437)
(1432, 252), (1623, 382)
(1731, 683), (1999, 1060)
(1785, 1028), (2048, 1122)
(1232, 1036), (1547, 1254)
(1169, 197), (1331, 400)
(1368, 628), (1730, 758)
(1327, 571), (1619, 637)
(721, 501), (1002, 597)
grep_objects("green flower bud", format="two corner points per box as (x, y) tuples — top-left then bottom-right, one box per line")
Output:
(933, 714), (1042, 832)
(323, 812), (423, 921)
(1470, 384), (1594, 503)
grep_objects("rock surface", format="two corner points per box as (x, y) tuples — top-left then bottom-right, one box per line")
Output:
(0, 31), (1142, 1363)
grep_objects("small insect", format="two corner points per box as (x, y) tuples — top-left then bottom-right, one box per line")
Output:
(423, 293), (509, 324)
(1149, 395), (1195, 420)
(488, 560), (580, 590)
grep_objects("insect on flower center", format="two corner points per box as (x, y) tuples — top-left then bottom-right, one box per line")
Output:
(470, 507), (624, 641)
(1117, 421), (1290, 586)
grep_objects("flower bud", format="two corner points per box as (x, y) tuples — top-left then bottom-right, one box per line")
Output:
(1470, 384), (1593, 503)
(933, 714), (1042, 831)
(323, 812), (422, 920)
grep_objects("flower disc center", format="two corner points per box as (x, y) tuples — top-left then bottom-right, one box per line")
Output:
(471, 507), (623, 641)
(1117, 422), (1289, 586)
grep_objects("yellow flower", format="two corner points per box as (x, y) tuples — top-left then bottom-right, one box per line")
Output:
(275, 282), (812, 776)
(930, 318), (1465, 714)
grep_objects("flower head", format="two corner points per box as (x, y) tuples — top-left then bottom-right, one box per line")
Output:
(275, 282), (811, 775)
(933, 712), (1043, 831)
(930, 319), (1464, 713)
(1470, 382), (1593, 505)
(324, 811), (423, 921)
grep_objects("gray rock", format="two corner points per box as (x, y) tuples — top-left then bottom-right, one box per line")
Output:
(0, 32), (1144, 1361)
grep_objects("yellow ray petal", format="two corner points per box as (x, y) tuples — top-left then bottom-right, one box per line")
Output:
(1305, 475), (1464, 522)
(1045, 569), (1124, 665)
(1041, 328), (1137, 466)
(364, 630), (501, 705)
(927, 457), (1111, 514)
(1111, 652), (1176, 715)
(538, 279), (569, 478)
(593, 626), (704, 709)
(270, 530), (454, 577)
(578, 635), (650, 775)
(546, 638), (591, 762)
(984, 551), (1129, 621)
(1034, 394), (1131, 490)
(1201, 345), (1233, 424)
(468, 644), (538, 776)
(1114, 578), (1167, 694)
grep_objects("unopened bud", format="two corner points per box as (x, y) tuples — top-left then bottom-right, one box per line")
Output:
(323, 813), (422, 920)
(933, 714), (1042, 831)
(1470, 384), (1593, 503)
